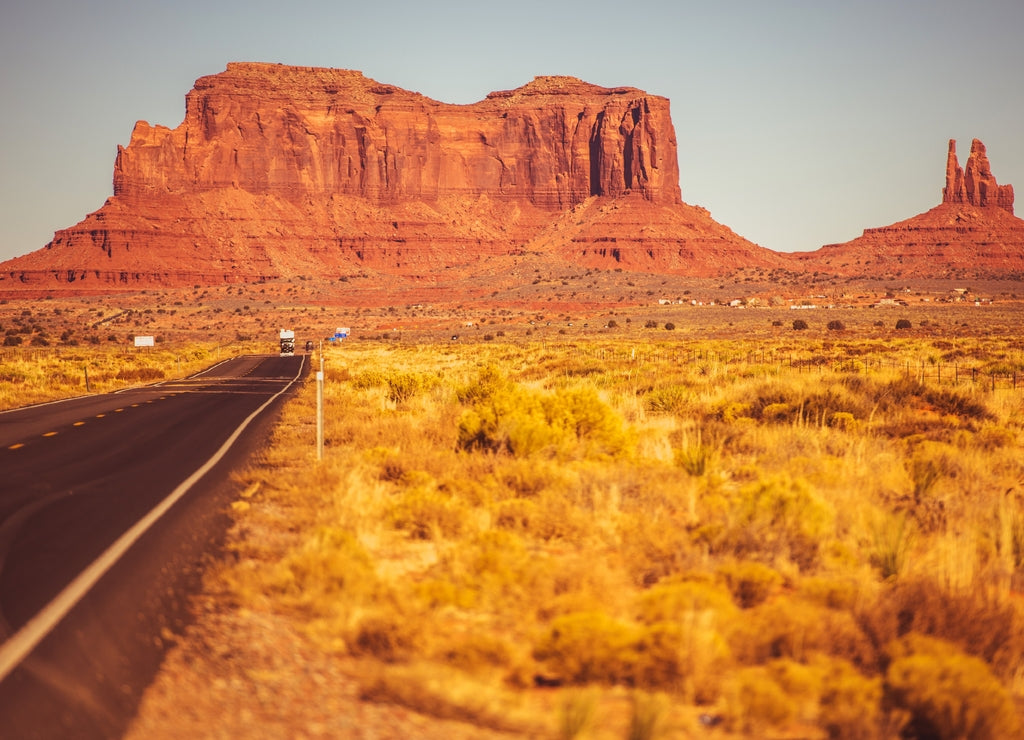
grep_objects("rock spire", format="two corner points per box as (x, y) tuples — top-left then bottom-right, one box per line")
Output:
(943, 138), (1014, 215)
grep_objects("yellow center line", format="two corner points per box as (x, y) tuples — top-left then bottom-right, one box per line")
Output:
(43, 432), (58, 438)
(114, 409), (124, 413)
(8, 443), (24, 450)
(73, 421), (86, 427)
(95, 414), (105, 418)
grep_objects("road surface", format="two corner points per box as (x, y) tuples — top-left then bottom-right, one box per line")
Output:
(0, 353), (307, 738)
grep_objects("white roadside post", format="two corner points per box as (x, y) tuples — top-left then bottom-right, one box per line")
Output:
(316, 367), (324, 461)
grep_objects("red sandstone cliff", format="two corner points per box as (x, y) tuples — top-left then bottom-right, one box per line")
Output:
(0, 63), (781, 292)
(790, 138), (1024, 279)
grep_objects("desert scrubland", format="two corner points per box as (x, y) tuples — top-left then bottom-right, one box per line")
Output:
(132, 312), (1024, 739)
(5, 297), (1024, 738)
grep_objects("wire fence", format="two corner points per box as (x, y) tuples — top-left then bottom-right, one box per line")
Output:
(565, 345), (1022, 391)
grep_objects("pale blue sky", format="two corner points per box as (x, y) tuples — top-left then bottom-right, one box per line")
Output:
(2, 0), (1022, 262)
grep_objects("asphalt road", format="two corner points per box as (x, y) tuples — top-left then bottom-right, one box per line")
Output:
(0, 353), (307, 739)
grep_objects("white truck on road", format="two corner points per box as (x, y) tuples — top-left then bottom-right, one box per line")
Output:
(279, 329), (295, 356)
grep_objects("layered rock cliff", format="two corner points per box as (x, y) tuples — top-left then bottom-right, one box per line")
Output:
(1, 63), (782, 291)
(790, 138), (1024, 279)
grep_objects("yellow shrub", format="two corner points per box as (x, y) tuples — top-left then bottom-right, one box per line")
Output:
(718, 474), (835, 570)
(636, 577), (737, 622)
(817, 656), (882, 740)
(885, 633), (1020, 740)
(828, 411), (858, 431)
(389, 486), (468, 540)
(728, 595), (876, 669)
(724, 665), (796, 733)
(267, 526), (383, 618)
(457, 383), (630, 459)
(534, 611), (645, 686)
(715, 560), (784, 608)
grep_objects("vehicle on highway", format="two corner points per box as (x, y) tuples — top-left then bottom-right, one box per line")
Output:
(279, 329), (295, 356)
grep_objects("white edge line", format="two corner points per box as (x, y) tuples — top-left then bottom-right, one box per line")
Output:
(0, 356), (306, 682)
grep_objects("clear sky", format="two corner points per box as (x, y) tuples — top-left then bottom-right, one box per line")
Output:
(1, 0), (1022, 263)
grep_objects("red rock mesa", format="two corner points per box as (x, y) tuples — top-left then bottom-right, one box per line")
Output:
(0, 63), (780, 292)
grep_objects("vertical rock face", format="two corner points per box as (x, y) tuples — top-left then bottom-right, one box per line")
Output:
(943, 138), (1014, 215)
(112, 64), (681, 209)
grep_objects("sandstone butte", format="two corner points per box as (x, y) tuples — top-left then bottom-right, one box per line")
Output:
(0, 62), (786, 294)
(789, 138), (1024, 279)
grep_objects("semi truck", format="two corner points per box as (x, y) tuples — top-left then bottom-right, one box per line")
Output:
(279, 329), (295, 356)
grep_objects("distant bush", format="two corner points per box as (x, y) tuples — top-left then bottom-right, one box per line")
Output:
(351, 369), (389, 389)
(386, 372), (426, 404)
(644, 320), (658, 329)
(792, 319), (808, 330)
(895, 319), (912, 330)
(827, 320), (846, 331)
(716, 560), (783, 608)
(664, 322), (676, 331)
(646, 385), (692, 416)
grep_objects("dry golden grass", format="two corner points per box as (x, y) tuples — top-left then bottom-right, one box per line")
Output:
(209, 332), (1024, 738)
(0, 342), (264, 410)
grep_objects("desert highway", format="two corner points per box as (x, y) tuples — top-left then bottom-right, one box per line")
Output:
(0, 353), (307, 738)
